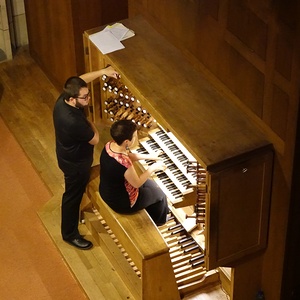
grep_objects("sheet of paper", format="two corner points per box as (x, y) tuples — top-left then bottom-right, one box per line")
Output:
(89, 30), (125, 55)
(122, 29), (135, 40)
(104, 23), (129, 41)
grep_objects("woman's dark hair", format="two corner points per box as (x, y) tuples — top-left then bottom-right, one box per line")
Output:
(63, 76), (87, 100)
(110, 120), (137, 145)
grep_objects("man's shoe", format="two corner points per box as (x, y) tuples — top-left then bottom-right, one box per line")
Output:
(64, 237), (93, 250)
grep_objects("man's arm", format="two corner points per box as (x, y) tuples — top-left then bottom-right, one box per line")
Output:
(80, 66), (119, 83)
(88, 120), (99, 145)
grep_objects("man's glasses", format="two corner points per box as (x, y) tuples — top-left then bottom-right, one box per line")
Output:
(76, 90), (90, 100)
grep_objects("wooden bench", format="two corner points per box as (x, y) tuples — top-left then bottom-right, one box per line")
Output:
(83, 165), (180, 300)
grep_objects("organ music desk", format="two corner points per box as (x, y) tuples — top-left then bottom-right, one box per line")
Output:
(83, 15), (273, 300)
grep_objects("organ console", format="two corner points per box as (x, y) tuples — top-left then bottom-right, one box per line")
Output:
(83, 15), (273, 299)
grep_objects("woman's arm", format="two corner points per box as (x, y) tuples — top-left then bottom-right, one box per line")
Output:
(124, 161), (166, 188)
(128, 150), (163, 162)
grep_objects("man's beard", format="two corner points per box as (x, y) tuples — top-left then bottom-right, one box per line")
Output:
(75, 99), (87, 109)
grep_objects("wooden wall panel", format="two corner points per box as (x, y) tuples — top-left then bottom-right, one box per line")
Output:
(275, 32), (294, 81)
(227, 0), (268, 60)
(278, 1), (298, 30)
(24, 0), (128, 90)
(24, 0), (76, 89)
(217, 46), (265, 118)
(271, 85), (289, 140)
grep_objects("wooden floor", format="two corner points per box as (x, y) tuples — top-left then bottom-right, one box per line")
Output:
(0, 47), (229, 300)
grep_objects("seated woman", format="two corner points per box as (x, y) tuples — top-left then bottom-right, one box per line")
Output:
(99, 120), (168, 226)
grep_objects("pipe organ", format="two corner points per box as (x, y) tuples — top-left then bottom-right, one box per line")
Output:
(83, 16), (273, 299)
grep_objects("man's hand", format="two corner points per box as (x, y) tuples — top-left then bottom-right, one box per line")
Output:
(104, 66), (119, 79)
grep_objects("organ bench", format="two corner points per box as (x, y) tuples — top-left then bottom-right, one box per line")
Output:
(83, 165), (220, 299)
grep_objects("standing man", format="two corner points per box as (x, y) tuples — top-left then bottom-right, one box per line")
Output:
(53, 66), (119, 250)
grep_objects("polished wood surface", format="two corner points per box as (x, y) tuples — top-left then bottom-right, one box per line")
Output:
(0, 47), (228, 299)
(85, 16), (270, 169)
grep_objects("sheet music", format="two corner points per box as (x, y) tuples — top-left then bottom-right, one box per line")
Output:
(89, 30), (125, 55)
(89, 23), (135, 55)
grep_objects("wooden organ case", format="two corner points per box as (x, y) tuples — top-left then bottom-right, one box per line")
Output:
(83, 16), (273, 300)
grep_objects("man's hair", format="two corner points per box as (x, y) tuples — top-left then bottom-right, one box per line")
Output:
(63, 76), (87, 100)
(110, 120), (137, 145)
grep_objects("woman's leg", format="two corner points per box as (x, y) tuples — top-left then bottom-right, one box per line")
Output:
(133, 179), (168, 225)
